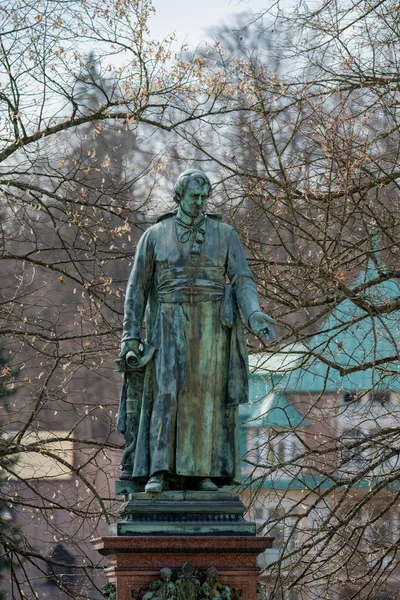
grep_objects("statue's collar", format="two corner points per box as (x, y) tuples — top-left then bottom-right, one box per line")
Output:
(175, 207), (205, 227)
(155, 209), (222, 224)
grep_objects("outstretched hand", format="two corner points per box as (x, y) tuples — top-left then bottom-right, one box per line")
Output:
(248, 311), (276, 343)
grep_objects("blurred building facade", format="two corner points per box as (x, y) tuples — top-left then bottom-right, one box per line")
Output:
(242, 254), (400, 600)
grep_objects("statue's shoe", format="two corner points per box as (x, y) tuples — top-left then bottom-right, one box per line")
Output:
(198, 478), (218, 491)
(145, 475), (163, 493)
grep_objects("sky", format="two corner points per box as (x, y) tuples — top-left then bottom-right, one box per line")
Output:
(150, 0), (266, 48)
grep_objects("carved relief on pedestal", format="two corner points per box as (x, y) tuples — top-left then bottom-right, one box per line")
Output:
(129, 563), (242, 600)
(102, 582), (116, 600)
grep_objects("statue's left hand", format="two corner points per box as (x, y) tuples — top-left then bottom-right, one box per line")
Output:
(249, 311), (276, 342)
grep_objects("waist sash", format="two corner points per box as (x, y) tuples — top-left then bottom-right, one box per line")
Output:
(158, 279), (238, 328)
(159, 279), (223, 303)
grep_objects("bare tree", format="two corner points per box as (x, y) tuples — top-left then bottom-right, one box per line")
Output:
(185, 5), (400, 600)
(3, 0), (400, 598)
(0, 1), (248, 598)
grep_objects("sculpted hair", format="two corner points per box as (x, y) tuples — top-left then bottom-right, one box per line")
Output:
(160, 568), (172, 579)
(173, 169), (212, 204)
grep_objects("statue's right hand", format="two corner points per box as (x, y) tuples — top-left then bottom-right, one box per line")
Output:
(119, 339), (141, 359)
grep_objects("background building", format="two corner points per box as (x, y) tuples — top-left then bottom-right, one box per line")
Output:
(242, 251), (400, 599)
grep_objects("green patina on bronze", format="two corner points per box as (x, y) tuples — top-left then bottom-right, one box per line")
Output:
(117, 170), (275, 492)
(102, 582), (116, 600)
(109, 490), (256, 536)
(130, 564), (241, 600)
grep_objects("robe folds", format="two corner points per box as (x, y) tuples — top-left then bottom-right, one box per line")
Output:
(117, 212), (261, 484)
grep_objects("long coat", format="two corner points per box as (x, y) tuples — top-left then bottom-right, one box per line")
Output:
(117, 211), (261, 484)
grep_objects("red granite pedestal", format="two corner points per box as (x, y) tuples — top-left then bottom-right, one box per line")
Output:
(92, 489), (272, 600)
(92, 534), (273, 600)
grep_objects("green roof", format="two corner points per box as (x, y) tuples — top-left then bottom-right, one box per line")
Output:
(240, 474), (400, 491)
(242, 388), (310, 428)
(243, 371), (310, 428)
(265, 258), (400, 393)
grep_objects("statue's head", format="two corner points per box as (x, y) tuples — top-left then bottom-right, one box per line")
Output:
(221, 586), (231, 600)
(160, 568), (172, 582)
(205, 567), (218, 585)
(173, 170), (212, 218)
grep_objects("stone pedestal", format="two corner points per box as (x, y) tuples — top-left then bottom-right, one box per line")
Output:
(111, 489), (255, 537)
(92, 486), (272, 600)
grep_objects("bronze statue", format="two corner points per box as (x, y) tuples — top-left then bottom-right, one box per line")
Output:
(117, 170), (275, 493)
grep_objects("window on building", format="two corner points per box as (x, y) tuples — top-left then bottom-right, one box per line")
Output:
(287, 592), (302, 600)
(267, 432), (300, 466)
(247, 429), (302, 469)
(287, 433), (301, 462)
(247, 427), (270, 465)
(268, 434), (286, 466)
(253, 502), (266, 522)
(341, 429), (400, 478)
(266, 506), (285, 547)
(309, 503), (331, 533)
(263, 507), (299, 554)
(367, 508), (398, 547)
(343, 391), (357, 404)
(341, 428), (365, 464)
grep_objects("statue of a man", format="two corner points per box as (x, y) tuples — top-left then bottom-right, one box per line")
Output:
(117, 169), (275, 493)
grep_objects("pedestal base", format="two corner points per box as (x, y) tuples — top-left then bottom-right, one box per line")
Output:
(92, 485), (272, 600)
(92, 535), (273, 600)
(111, 490), (255, 536)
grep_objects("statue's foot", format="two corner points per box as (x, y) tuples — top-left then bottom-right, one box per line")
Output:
(198, 478), (218, 491)
(145, 473), (164, 493)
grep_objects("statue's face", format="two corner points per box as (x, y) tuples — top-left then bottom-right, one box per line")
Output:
(180, 178), (209, 218)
